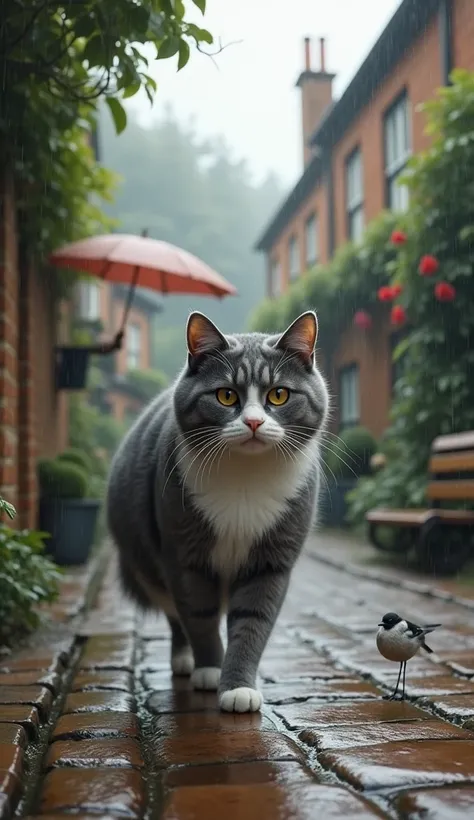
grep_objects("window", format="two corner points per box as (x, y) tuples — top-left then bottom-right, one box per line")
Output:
(384, 93), (411, 212)
(127, 323), (141, 370)
(269, 258), (281, 298)
(305, 213), (319, 267)
(78, 282), (100, 320)
(339, 364), (360, 429)
(345, 149), (364, 242)
(288, 235), (299, 281)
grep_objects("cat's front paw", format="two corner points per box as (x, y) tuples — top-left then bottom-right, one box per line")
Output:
(171, 647), (195, 676)
(219, 687), (263, 713)
(191, 667), (221, 691)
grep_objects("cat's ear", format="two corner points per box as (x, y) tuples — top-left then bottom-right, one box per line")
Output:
(276, 311), (318, 364)
(186, 312), (228, 358)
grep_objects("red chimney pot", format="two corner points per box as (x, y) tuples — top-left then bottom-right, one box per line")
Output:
(304, 37), (311, 71)
(320, 37), (326, 72)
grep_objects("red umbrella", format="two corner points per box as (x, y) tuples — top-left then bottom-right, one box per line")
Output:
(50, 233), (237, 329)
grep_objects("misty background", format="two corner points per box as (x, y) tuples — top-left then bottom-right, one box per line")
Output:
(98, 0), (402, 377)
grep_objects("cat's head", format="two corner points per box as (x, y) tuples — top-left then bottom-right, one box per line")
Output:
(173, 311), (329, 456)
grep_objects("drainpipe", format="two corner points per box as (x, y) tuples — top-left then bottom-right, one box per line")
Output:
(439, 0), (453, 86)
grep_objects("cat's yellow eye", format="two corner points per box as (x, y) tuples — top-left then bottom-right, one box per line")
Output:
(216, 388), (239, 407)
(267, 387), (290, 406)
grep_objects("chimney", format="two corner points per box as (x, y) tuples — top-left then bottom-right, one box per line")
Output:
(296, 37), (335, 167)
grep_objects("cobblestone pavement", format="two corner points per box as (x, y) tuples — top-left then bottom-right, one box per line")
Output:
(3, 536), (474, 818)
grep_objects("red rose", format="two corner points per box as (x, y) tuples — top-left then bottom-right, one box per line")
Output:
(391, 284), (403, 297)
(353, 310), (372, 330)
(419, 254), (439, 276)
(434, 281), (456, 302)
(378, 285), (395, 302)
(391, 230), (407, 245)
(390, 305), (407, 327)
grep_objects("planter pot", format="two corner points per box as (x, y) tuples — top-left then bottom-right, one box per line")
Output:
(319, 478), (358, 528)
(55, 347), (91, 390)
(39, 498), (100, 566)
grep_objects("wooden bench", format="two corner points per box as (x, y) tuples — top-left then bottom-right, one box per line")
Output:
(366, 431), (474, 574)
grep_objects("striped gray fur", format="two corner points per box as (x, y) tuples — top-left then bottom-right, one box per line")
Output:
(106, 311), (329, 712)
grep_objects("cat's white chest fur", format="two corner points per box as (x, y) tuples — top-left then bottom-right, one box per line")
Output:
(179, 444), (317, 577)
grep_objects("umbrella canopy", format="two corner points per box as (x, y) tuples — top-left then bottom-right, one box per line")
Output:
(49, 234), (237, 298)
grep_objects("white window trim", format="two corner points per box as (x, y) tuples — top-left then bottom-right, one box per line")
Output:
(269, 258), (281, 297)
(345, 149), (364, 242)
(127, 323), (141, 370)
(384, 92), (411, 211)
(305, 213), (319, 268)
(339, 364), (360, 430)
(78, 282), (100, 321)
(288, 235), (300, 281)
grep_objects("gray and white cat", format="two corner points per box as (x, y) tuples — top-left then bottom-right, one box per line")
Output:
(106, 310), (329, 713)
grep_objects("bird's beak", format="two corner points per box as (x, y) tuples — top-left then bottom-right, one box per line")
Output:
(378, 623), (384, 627)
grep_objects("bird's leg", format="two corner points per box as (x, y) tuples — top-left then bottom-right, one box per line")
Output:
(401, 661), (407, 701)
(384, 662), (403, 701)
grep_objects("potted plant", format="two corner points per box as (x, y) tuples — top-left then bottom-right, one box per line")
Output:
(320, 426), (377, 528)
(37, 455), (100, 566)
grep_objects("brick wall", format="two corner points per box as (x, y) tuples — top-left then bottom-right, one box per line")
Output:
(0, 169), (68, 527)
(0, 170), (20, 510)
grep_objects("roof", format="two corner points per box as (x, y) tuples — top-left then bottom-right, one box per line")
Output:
(255, 0), (441, 252)
(311, 0), (441, 150)
(255, 155), (322, 251)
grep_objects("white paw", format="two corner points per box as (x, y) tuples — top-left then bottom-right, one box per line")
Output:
(191, 667), (221, 691)
(171, 648), (195, 676)
(219, 687), (263, 713)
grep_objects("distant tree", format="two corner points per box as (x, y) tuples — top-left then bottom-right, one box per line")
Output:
(100, 108), (281, 376)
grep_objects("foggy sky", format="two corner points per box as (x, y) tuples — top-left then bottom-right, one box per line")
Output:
(126, 0), (402, 184)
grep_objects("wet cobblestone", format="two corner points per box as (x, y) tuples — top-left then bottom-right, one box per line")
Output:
(3, 536), (474, 817)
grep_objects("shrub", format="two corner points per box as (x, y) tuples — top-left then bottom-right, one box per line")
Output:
(0, 526), (61, 648)
(325, 426), (377, 480)
(57, 448), (92, 473)
(126, 368), (168, 403)
(0, 496), (60, 649)
(37, 458), (89, 500)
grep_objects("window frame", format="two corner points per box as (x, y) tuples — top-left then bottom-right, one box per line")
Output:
(345, 147), (364, 242)
(305, 213), (319, 268)
(269, 257), (281, 297)
(339, 363), (360, 431)
(383, 90), (411, 212)
(127, 322), (142, 370)
(78, 281), (100, 321)
(288, 235), (300, 281)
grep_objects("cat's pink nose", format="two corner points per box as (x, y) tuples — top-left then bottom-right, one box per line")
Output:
(244, 418), (263, 433)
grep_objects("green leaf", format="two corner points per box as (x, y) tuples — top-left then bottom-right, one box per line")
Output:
(157, 36), (180, 59)
(192, 0), (206, 13)
(187, 24), (213, 45)
(122, 81), (141, 99)
(105, 98), (127, 135)
(177, 40), (190, 71)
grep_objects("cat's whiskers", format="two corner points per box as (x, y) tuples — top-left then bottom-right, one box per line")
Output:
(180, 434), (224, 494)
(195, 438), (228, 490)
(163, 426), (220, 477)
(163, 431), (220, 495)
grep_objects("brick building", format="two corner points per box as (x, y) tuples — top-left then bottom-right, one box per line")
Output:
(256, 0), (474, 439)
(0, 170), (69, 528)
(76, 279), (162, 425)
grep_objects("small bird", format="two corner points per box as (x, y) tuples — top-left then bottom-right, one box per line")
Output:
(376, 612), (441, 700)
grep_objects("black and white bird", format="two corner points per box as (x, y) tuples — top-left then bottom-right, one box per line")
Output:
(376, 612), (441, 700)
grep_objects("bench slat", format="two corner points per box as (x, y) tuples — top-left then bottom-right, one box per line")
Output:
(427, 480), (474, 501)
(367, 508), (474, 526)
(432, 431), (474, 453)
(430, 450), (474, 474)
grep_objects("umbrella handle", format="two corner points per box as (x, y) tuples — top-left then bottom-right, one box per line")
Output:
(120, 264), (140, 331)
